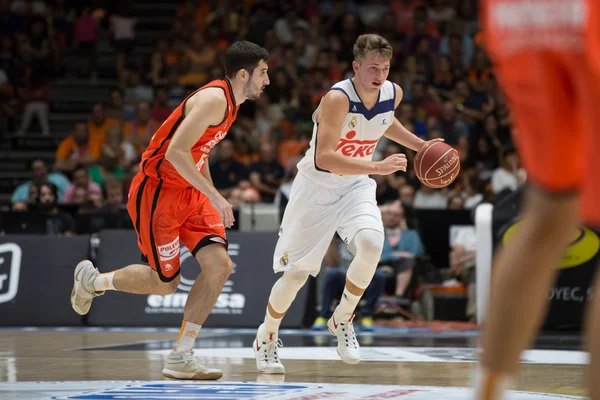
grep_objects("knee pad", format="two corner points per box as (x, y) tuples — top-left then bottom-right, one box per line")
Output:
(347, 229), (385, 289)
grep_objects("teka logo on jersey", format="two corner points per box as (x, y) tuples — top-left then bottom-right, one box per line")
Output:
(0, 243), (22, 304)
(336, 131), (378, 158)
(146, 243), (245, 315)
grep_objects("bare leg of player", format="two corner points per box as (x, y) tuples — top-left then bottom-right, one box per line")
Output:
(474, 187), (579, 399)
(71, 244), (232, 380)
(112, 264), (179, 294)
(160, 244), (232, 380)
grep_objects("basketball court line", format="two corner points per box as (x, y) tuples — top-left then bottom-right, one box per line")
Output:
(0, 381), (585, 400)
(145, 346), (588, 365)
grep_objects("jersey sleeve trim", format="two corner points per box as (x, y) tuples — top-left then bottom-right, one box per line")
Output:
(391, 81), (397, 109)
(313, 123), (331, 174)
(182, 86), (229, 128)
(329, 87), (351, 113)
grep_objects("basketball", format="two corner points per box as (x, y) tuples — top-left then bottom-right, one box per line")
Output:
(414, 141), (460, 188)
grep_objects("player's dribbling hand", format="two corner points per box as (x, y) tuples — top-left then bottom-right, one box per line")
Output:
(375, 154), (407, 175)
(209, 193), (235, 228)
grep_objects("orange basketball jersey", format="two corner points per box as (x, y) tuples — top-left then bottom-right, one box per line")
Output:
(140, 79), (239, 188)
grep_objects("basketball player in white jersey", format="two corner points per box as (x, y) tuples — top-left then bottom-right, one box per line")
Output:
(252, 34), (440, 374)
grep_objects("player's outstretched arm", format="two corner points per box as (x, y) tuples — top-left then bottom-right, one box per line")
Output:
(165, 88), (234, 227)
(315, 90), (407, 176)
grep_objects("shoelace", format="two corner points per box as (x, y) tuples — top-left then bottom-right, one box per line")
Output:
(181, 351), (207, 369)
(262, 338), (284, 364)
(339, 322), (358, 350)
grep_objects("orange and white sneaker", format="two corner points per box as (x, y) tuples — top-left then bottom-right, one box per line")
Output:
(70, 260), (104, 315)
(253, 332), (285, 374)
(162, 350), (223, 380)
(327, 314), (360, 365)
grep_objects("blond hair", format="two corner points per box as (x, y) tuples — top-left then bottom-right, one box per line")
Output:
(353, 34), (393, 62)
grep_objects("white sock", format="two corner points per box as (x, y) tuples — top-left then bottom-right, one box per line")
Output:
(259, 309), (283, 337)
(473, 365), (514, 400)
(174, 321), (201, 352)
(93, 272), (116, 292)
(333, 286), (361, 322)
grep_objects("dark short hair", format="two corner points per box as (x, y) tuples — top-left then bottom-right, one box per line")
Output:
(73, 164), (87, 174)
(28, 158), (45, 171)
(38, 181), (58, 199)
(224, 41), (269, 79)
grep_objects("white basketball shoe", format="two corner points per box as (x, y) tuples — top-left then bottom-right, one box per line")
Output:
(253, 331), (285, 374)
(327, 314), (360, 364)
(70, 260), (104, 315)
(162, 350), (223, 380)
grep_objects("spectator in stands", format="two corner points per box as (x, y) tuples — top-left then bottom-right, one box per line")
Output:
(373, 174), (400, 205)
(450, 223), (477, 321)
(123, 70), (153, 107)
(147, 51), (168, 87)
(26, 18), (50, 77)
(312, 236), (386, 332)
(210, 139), (250, 199)
(110, 4), (137, 78)
(274, 8), (309, 45)
(399, 184), (416, 206)
(12, 158), (69, 204)
(0, 63), (19, 134)
(11, 200), (27, 212)
(491, 148), (526, 196)
(17, 75), (50, 135)
(379, 201), (424, 303)
(435, 101), (470, 146)
(463, 175), (484, 209)
(88, 103), (120, 144)
(35, 182), (74, 236)
(88, 146), (125, 186)
(103, 125), (136, 169)
(178, 32), (215, 87)
(123, 101), (160, 155)
(448, 194), (465, 209)
(166, 69), (185, 110)
(150, 87), (172, 123)
(55, 121), (101, 172)
(63, 164), (102, 204)
(91, 178), (132, 230)
(414, 182), (447, 209)
(74, 8), (98, 80)
(106, 88), (127, 121)
(250, 141), (285, 203)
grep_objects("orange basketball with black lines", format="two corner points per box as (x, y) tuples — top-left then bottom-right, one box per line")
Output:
(414, 141), (460, 188)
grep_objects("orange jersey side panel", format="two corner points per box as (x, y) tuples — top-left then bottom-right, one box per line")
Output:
(140, 79), (239, 188)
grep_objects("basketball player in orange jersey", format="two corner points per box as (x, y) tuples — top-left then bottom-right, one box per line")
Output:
(69, 41), (270, 380)
(475, 1), (600, 399)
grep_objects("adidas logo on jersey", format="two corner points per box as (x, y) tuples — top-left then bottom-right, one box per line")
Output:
(336, 130), (378, 158)
(352, 105), (357, 112)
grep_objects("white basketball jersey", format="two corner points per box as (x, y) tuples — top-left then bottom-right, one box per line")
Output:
(297, 79), (397, 187)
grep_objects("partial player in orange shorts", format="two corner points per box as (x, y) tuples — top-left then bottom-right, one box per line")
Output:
(475, 0), (600, 399)
(69, 41), (270, 380)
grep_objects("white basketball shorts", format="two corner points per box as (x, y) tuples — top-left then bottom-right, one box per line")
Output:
(273, 172), (384, 277)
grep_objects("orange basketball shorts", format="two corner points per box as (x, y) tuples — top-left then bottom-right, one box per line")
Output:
(484, 1), (600, 227)
(127, 172), (227, 282)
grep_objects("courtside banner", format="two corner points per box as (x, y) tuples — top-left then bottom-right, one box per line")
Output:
(0, 235), (90, 326)
(88, 230), (308, 328)
(492, 189), (599, 330)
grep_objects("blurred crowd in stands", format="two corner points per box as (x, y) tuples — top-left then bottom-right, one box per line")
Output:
(2, 0), (525, 222)
(0, 0), (527, 323)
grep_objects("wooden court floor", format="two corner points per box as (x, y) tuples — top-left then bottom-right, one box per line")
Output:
(0, 329), (589, 399)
